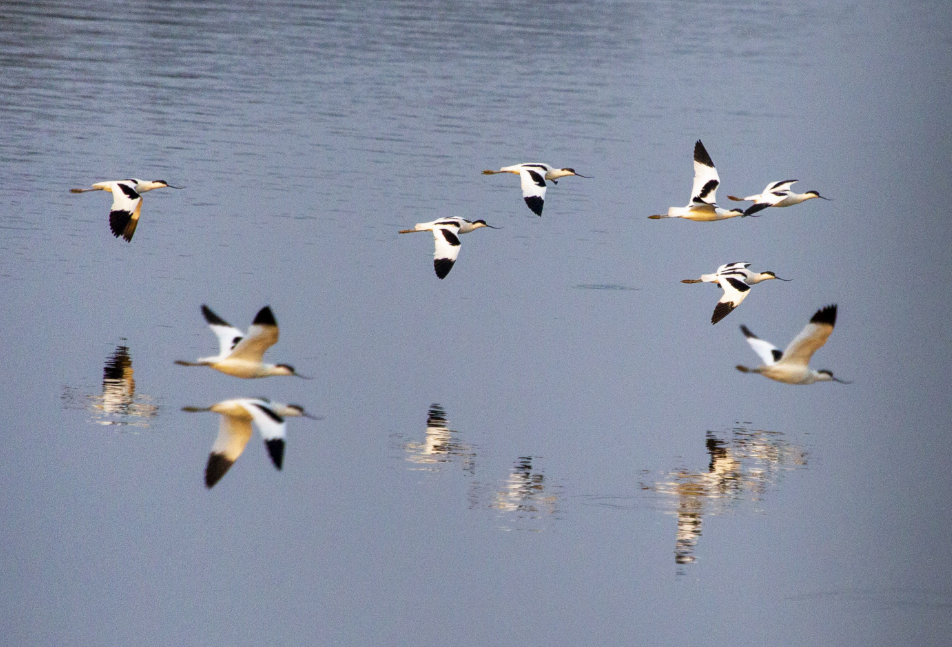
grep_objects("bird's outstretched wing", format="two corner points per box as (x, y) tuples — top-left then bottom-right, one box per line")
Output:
(108, 181), (143, 242)
(712, 276), (751, 324)
(519, 168), (547, 216)
(229, 307), (280, 361)
(201, 305), (245, 358)
(690, 140), (720, 205)
(740, 325), (782, 365)
(780, 305), (837, 365)
(432, 224), (462, 279)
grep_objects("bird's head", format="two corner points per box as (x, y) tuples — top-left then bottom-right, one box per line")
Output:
(559, 168), (592, 179)
(817, 369), (851, 384)
(471, 220), (500, 230)
(761, 271), (792, 282)
(806, 190), (829, 200)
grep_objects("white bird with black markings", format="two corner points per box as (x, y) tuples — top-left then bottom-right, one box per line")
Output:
(174, 305), (310, 378)
(736, 304), (849, 384)
(399, 217), (498, 279)
(70, 178), (181, 242)
(482, 163), (590, 216)
(682, 262), (790, 324)
(182, 398), (320, 489)
(728, 180), (829, 216)
(649, 140), (745, 221)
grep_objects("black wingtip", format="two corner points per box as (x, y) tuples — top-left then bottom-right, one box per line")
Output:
(201, 305), (230, 326)
(252, 306), (277, 327)
(109, 210), (133, 240)
(434, 258), (454, 279)
(740, 324), (757, 339)
(265, 439), (285, 470)
(810, 304), (837, 327)
(524, 196), (544, 216)
(205, 453), (234, 489)
(711, 302), (735, 325)
(693, 140), (714, 167)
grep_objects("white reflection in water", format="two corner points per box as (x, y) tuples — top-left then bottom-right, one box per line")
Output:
(61, 344), (159, 428)
(470, 456), (563, 532)
(642, 425), (808, 571)
(401, 404), (475, 474)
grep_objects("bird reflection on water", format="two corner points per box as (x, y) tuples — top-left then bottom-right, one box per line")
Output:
(61, 344), (158, 427)
(402, 404), (476, 473)
(473, 456), (562, 531)
(642, 425), (808, 571)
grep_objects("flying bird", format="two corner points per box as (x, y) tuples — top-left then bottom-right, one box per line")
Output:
(736, 304), (849, 384)
(482, 163), (590, 216)
(682, 262), (790, 324)
(71, 179), (181, 241)
(182, 398), (319, 488)
(175, 305), (310, 378)
(649, 141), (745, 221)
(399, 217), (498, 279)
(728, 180), (829, 216)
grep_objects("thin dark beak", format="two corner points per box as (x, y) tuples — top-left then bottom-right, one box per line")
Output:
(484, 224), (502, 229)
(816, 194), (831, 200)
(303, 412), (324, 420)
(166, 184), (185, 189)
(574, 173), (592, 179)
(295, 373), (314, 380)
(774, 277), (793, 282)
(833, 377), (851, 384)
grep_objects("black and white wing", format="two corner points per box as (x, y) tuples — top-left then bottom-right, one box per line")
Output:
(201, 305), (245, 358)
(690, 140), (720, 206)
(711, 275), (752, 325)
(108, 180), (143, 242)
(432, 223), (463, 279)
(780, 304), (837, 366)
(740, 325), (782, 366)
(228, 306), (280, 362)
(246, 400), (288, 470)
(205, 411), (254, 488)
(519, 167), (548, 216)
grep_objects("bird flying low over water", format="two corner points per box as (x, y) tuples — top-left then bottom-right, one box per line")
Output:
(728, 180), (829, 216)
(682, 262), (791, 324)
(70, 179), (181, 242)
(399, 217), (498, 279)
(736, 304), (849, 385)
(174, 305), (310, 378)
(482, 163), (590, 216)
(182, 398), (320, 489)
(649, 140), (745, 221)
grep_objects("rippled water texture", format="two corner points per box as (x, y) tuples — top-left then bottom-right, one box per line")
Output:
(1, 1), (951, 645)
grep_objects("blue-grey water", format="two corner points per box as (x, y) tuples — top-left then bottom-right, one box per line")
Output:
(1, 1), (951, 645)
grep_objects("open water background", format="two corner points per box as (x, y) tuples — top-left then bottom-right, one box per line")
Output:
(1, 1), (950, 645)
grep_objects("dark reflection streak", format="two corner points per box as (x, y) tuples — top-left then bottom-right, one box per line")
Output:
(642, 426), (808, 573)
(61, 343), (159, 428)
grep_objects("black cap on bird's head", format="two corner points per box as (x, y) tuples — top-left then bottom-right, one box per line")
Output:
(472, 219), (500, 229)
(762, 271), (792, 282)
(806, 190), (829, 200)
(818, 369), (851, 384)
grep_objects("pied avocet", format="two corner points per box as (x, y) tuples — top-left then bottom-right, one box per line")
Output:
(71, 179), (181, 242)
(728, 180), (829, 216)
(736, 304), (849, 384)
(682, 262), (790, 324)
(482, 163), (590, 216)
(175, 305), (310, 378)
(182, 398), (319, 488)
(399, 217), (498, 279)
(649, 141), (745, 221)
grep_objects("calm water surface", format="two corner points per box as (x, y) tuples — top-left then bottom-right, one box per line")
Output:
(1, 1), (951, 645)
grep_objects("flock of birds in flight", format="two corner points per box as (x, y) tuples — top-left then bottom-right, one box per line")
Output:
(70, 139), (847, 487)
